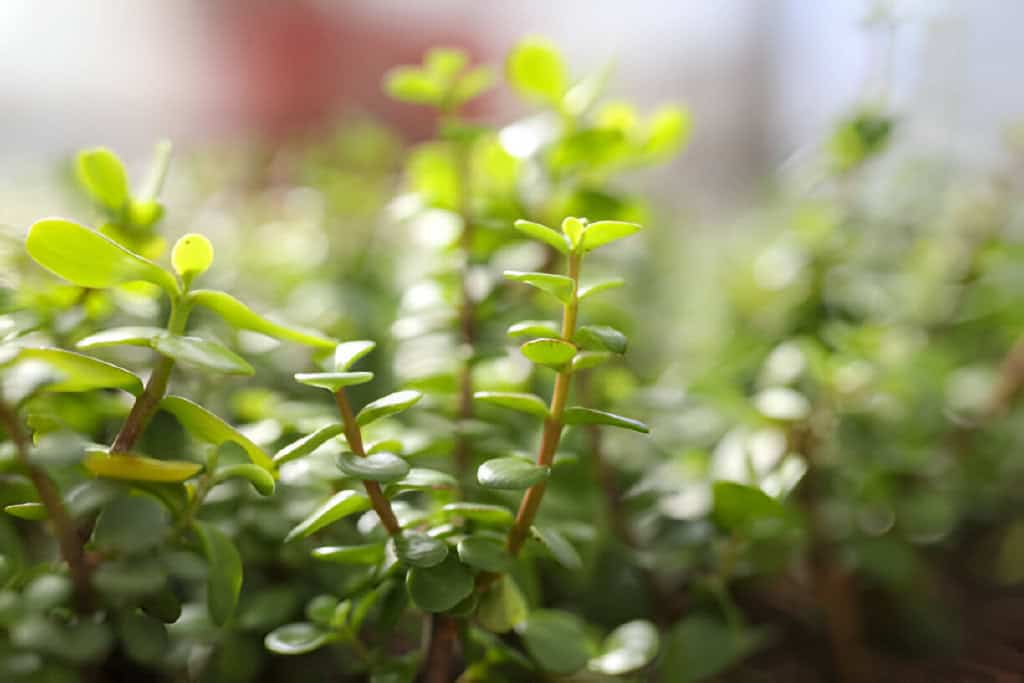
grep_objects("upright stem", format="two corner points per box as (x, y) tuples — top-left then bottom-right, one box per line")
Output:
(0, 396), (93, 611)
(507, 254), (581, 555)
(333, 388), (401, 536)
(110, 296), (190, 453)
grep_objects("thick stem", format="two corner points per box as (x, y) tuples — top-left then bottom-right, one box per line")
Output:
(0, 398), (94, 611)
(333, 388), (401, 536)
(506, 254), (580, 556)
(422, 614), (460, 683)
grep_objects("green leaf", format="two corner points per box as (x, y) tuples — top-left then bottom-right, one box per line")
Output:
(284, 490), (372, 542)
(273, 424), (344, 466)
(562, 407), (648, 433)
(118, 610), (169, 664)
(16, 347), (143, 395)
(152, 334), (253, 376)
(513, 220), (569, 254)
(406, 554), (474, 613)
(384, 66), (443, 105)
(520, 609), (590, 675)
(578, 278), (625, 301)
(83, 449), (202, 483)
(452, 66), (495, 105)
(711, 481), (792, 536)
(531, 526), (582, 570)
(92, 496), (169, 553)
(212, 464), (276, 496)
(171, 233), (214, 279)
(195, 521), (242, 626)
(589, 620), (659, 675)
(26, 218), (177, 295)
(661, 615), (763, 682)
(478, 457), (549, 490)
(4, 503), (46, 520)
(76, 147), (129, 213)
(520, 338), (576, 368)
(457, 535), (513, 573)
(571, 351), (613, 373)
(388, 468), (457, 492)
(642, 106), (692, 158)
(160, 395), (274, 471)
(75, 326), (165, 350)
(574, 325), (627, 354)
(507, 320), (560, 339)
(580, 220), (643, 253)
(188, 290), (337, 348)
(504, 270), (574, 304)
(295, 371), (373, 391)
(391, 531), (448, 568)
(477, 574), (528, 633)
(356, 390), (422, 426)
(507, 37), (567, 105)
(264, 622), (332, 655)
(334, 340), (377, 371)
(562, 216), (585, 249)
(311, 543), (386, 565)
(441, 502), (514, 527)
(336, 451), (410, 483)
(473, 391), (549, 418)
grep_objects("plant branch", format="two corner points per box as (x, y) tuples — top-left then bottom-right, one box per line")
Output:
(0, 396), (94, 611)
(333, 388), (401, 536)
(507, 253), (581, 556)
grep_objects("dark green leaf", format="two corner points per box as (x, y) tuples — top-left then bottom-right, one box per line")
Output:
(92, 496), (169, 553)
(406, 554), (474, 613)
(284, 490), (372, 542)
(478, 457), (549, 490)
(356, 390), (422, 426)
(195, 522), (243, 626)
(520, 609), (590, 674)
(388, 468), (458, 492)
(473, 391), (549, 418)
(661, 615), (764, 682)
(477, 574), (528, 633)
(531, 526), (582, 570)
(391, 531), (448, 568)
(457, 535), (513, 573)
(574, 325), (627, 354)
(4, 503), (46, 521)
(337, 451), (410, 482)
(562, 407), (648, 433)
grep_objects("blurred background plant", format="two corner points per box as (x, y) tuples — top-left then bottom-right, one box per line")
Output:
(3, 1), (1024, 682)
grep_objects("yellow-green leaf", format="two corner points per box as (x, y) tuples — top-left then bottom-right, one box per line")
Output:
(16, 347), (142, 395)
(520, 339), (576, 368)
(84, 449), (202, 483)
(160, 395), (273, 471)
(188, 290), (337, 349)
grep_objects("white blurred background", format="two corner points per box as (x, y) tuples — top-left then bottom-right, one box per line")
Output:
(1, 0), (1021, 215)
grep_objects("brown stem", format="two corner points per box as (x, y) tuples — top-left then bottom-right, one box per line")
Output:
(0, 397), (94, 611)
(110, 355), (173, 453)
(422, 614), (460, 683)
(506, 254), (580, 556)
(333, 388), (401, 536)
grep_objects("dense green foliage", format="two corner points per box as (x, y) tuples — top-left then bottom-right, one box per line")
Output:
(2, 35), (1024, 683)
